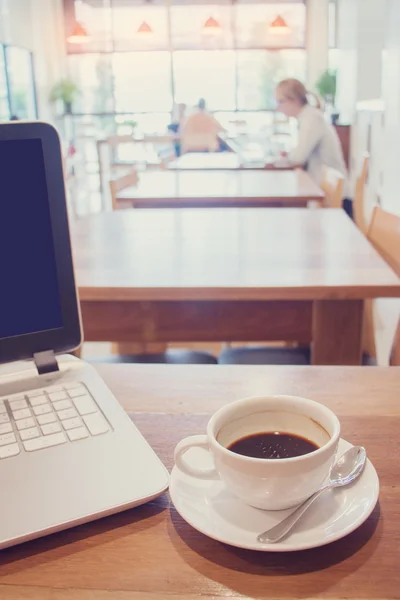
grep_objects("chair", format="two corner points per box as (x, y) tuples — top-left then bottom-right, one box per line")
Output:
(353, 153), (370, 233)
(391, 321), (400, 366)
(320, 166), (345, 208)
(366, 207), (400, 366)
(181, 132), (219, 153)
(87, 348), (218, 365)
(109, 168), (139, 211)
(219, 207), (400, 367)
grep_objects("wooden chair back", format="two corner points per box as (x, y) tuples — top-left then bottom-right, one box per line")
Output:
(181, 132), (219, 153)
(367, 206), (400, 365)
(321, 166), (345, 208)
(391, 322), (400, 366)
(109, 168), (138, 211)
(107, 135), (134, 147)
(353, 153), (370, 233)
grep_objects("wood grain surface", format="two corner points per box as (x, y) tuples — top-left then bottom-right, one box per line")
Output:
(72, 209), (400, 364)
(73, 208), (400, 302)
(0, 365), (399, 600)
(116, 169), (324, 208)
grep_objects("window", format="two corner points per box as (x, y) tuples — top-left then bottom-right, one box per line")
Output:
(65, 1), (308, 117)
(113, 52), (172, 113)
(237, 50), (306, 110)
(112, 4), (169, 51)
(71, 0), (112, 52)
(173, 50), (236, 109)
(170, 3), (233, 50)
(328, 0), (337, 49)
(235, 2), (306, 49)
(5, 46), (37, 119)
(68, 54), (114, 113)
(0, 47), (10, 121)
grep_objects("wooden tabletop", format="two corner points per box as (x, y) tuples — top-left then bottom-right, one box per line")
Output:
(1, 364), (398, 600)
(116, 169), (324, 208)
(72, 208), (400, 302)
(168, 152), (268, 170)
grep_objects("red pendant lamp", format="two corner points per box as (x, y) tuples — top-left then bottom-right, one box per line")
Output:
(202, 16), (222, 35)
(269, 15), (291, 35)
(67, 21), (90, 44)
(137, 21), (153, 35)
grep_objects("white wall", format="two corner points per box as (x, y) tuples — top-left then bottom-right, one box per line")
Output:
(335, 0), (386, 124)
(306, 0), (329, 88)
(382, 0), (400, 216)
(0, 0), (66, 123)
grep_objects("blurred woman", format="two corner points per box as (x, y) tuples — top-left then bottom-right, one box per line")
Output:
(181, 98), (224, 153)
(275, 78), (350, 212)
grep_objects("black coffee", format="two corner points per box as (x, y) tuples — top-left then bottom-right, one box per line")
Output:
(228, 432), (319, 459)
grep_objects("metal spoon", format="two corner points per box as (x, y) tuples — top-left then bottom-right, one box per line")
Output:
(257, 446), (367, 544)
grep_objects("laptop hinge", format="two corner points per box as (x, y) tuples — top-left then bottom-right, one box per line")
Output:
(33, 351), (60, 376)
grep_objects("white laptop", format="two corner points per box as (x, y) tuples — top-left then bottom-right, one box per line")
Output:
(0, 122), (169, 550)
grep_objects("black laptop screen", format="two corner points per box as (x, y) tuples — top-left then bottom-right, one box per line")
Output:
(0, 138), (63, 340)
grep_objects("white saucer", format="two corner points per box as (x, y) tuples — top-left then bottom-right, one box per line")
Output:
(169, 439), (379, 552)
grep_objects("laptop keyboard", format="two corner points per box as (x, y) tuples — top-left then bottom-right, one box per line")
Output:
(0, 382), (110, 459)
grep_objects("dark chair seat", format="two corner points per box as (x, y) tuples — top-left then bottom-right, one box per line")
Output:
(218, 346), (311, 365)
(87, 349), (218, 365)
(218, 346), (377, 366)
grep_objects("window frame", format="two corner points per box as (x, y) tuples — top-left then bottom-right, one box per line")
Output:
(64, 0), (308, 116)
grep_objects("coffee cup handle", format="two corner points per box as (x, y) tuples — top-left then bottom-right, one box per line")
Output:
(174, 435), (219, 480)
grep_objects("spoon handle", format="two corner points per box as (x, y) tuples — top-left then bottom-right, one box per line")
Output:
(257, 484), (332, 544)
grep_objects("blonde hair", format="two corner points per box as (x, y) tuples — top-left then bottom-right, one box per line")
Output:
(276, 78), (321, 110)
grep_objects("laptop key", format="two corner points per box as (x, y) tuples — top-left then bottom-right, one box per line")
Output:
(29, 395), (48, 407)
(46, 385), (64, 393)
(19, 427), (40, 441)
(58, 408), (78, 420)
(0, 433), (16, 447)
(16, 417), (36, 430)
(83, 413), (109, 436)
(67, 427), (89, 442)
(37, 412), (58, 425)
(23, 432), (66, 452)
(72, 395), (98, 416)
(62, 417), (82, 430)
(8, 399), (28, 411)
(64, 382), (85, 391)
(41, 422), (62, 435)
(0, 414), (10, 424)
(52, 399), (72, 411)
(68, 386), (87, 398)
(0, 403), (7, 415)
(26, 389), (45, 398)
(48, 391), (68, 402)
(33, 404), (53, 416)
(12, 408), (32, 420)
(0, 423), (13, 434)
(0, 444), (20, 459)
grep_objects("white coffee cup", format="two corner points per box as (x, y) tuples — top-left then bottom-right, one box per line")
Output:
(174, 395), (340, 511)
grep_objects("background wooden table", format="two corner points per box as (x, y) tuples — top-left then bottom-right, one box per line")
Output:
(0, 364), (398, 600)
(116, 169), (324, 208)
(168, 152), (291, 170)
(72, 208), (400, 365)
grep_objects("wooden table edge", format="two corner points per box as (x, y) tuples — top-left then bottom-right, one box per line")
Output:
(78, 285), (400, 302)
(117, 194), (324, 204)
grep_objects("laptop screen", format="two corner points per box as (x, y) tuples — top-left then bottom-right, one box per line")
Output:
(0, 138), (63, 340)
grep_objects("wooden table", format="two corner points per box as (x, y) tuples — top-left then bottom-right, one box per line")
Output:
(72, 208), (400, 365)
(116, 169), (324, 209)
(1, 364), (398, 600)
(168, 152), (282, 170)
